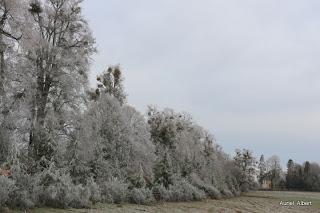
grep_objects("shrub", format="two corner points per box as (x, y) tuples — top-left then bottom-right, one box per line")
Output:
(239, 180), (258, 192)
(9, 188), (35, 209)
(188, 173), (222, 199)
(127, 168), (146, 189)
(152, 184), (171, 201)
(203, 185), (222, 199)
(153, 178), (209, 202)
(169, 179), (206, 201)
(68, 184), (91, 208)
(240, 182), (250, 192)
(0, 176), (15, 207)
(224, 175), (238, 196)
(234, 191), (241, 196)
(221, 189), (233, 198)
(229, 176), (240, 195)
(100, 179), (128, 204)
(249, 181), (259, 191)
(34, 168), (91, 208)
(7, 164), (35, 209)
(85, 177), (101, 204)
(129, 188), (154, 204)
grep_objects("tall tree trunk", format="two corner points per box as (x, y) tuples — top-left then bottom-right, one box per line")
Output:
(29, 55), (52, 162)
(0, 20), (5, 101)
(0, 19), (8, 164)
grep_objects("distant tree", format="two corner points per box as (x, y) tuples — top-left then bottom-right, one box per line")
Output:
(295, 165), (304, 189)
(258, 154), (266, 185)
(303, 161), (312, 190)
(286, 159), (294, 189)
(233, 149), (257, 191)
(282, 158), (320, 192)
(304, 161), (310, 176)
(266, 155), (283, 189)
(309, 163), (320, 191)
(286, 162), (304, 190)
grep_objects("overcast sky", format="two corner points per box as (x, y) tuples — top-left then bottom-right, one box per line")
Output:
(82, 0), (320, 166)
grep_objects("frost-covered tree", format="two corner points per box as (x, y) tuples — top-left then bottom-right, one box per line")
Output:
(0, 0), (27, 164)
(147, 106), (239, 196)
(122, 105), (155, 176)
(88, 65), (127, 104)
(0, 0), (24, 81)
(147, 106), (192, 151)
(266, 155), (283, 189)
(233, 149), (257, 191)
(16, 0), (96, 165)
(73, 94), (155, 183)
(0, 0), (251, 209)
(266, 155), (281, 172)
(1, 0), (21, 95)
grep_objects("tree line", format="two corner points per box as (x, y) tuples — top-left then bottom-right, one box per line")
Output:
(0, 0), (259, 210)
(286, 159), (320, 191)
(258, 155), (320, 191)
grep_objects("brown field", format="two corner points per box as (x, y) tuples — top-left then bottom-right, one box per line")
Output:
(13, 191), (320, 213)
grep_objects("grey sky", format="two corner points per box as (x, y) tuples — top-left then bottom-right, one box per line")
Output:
(82, 0), (320, 166)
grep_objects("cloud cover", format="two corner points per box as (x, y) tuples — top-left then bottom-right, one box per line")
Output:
(83, 0), (320, 165)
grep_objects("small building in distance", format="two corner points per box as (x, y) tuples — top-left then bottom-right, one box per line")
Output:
(261, 179), (272, 190)
(260, 172), (273, 190)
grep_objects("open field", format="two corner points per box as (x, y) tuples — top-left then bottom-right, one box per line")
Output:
(12, 191), (320, 213)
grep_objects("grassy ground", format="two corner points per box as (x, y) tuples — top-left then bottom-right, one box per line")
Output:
(10, 191), (320, 213)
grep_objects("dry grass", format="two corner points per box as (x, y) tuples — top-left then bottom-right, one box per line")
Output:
(12, 191), (320, 213)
